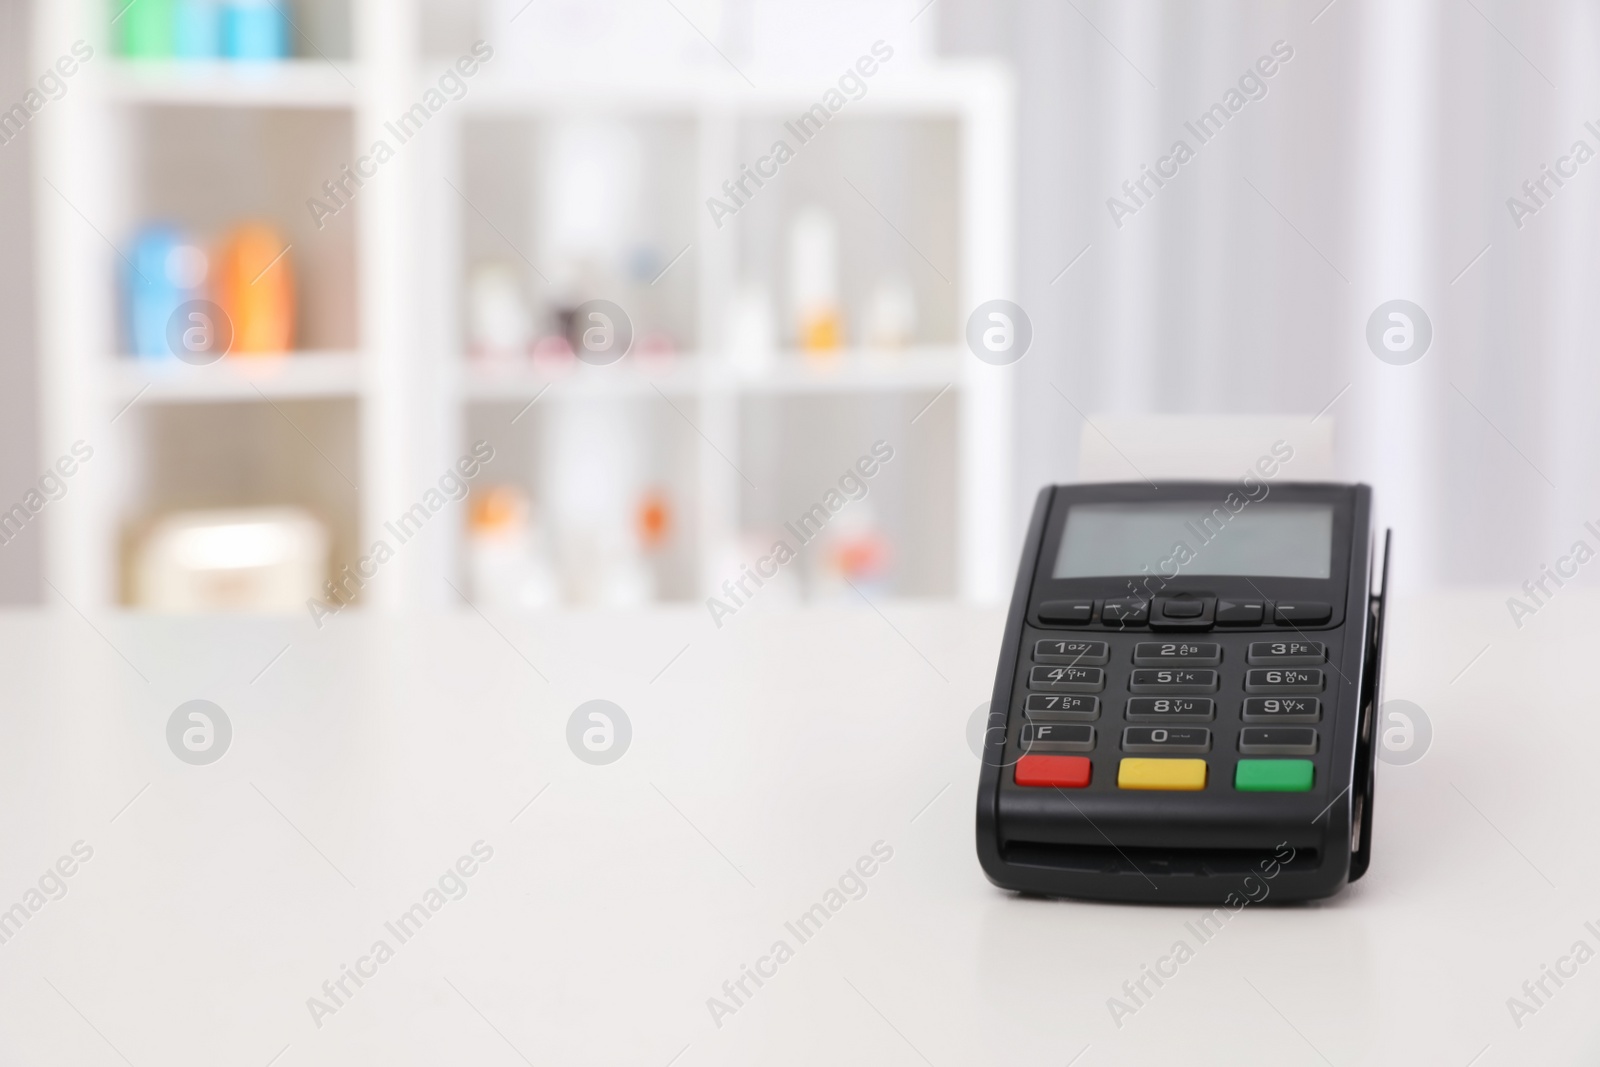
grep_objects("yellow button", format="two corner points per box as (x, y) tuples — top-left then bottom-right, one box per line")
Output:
(1118, 758), (1208, 790)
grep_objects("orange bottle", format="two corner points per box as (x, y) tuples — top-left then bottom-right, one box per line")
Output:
(216, 222), (295, 354)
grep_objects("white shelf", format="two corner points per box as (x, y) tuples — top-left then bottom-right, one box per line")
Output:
(102, 59), (360, 108)
(734, 348), (964, 394)
(458, 348), (964, 401)
(455, 62), (1010, 117)
(113, 351), (363, 404)
(461, 358), (699, 400)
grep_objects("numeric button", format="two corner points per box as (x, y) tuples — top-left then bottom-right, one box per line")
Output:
(1241, 697), (1321, 723)
(1129, 668), (1218, 694)
(1247, 641), (1326, 666)
(1244, 668), (1324, 694)
(1125, 697), (1214, 722)
(1029, 666), (1106, 693)
(1122, 726), (1211, 754)
(1034, 639), (1109, 665)
(1133, 641), (1220, 666)
(1024, 694), (1099, 720)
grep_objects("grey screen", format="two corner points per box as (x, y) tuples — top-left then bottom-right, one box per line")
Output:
(1052, 502), (1335, 579)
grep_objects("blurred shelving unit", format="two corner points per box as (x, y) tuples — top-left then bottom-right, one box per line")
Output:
(34, 0), (417, 609)
(427, 61), (1015, 607)
(36, 0), (1015, 610)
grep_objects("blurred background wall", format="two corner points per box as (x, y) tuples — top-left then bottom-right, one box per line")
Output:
(0, 0), (42, 602)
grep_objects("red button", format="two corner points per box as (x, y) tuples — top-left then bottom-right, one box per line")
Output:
(1014, 754), (1092, 788)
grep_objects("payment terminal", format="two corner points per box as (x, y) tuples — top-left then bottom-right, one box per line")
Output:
(975, 482), (1389, 904)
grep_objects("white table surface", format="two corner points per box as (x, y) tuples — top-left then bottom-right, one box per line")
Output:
(0, 591), (1595, 1066)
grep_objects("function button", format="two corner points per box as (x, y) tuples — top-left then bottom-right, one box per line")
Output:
(1215, 599), (1266, 625)
(1038, 599), (1093, 625)
(1241, 697), (1321, 723)
(1015, 754), (1092, 788)
(1024, 694), (1099, 720)
(1029, 665), (1106, 693)
(1133, 641), (1221, 666)
(1122, 726), (1211, 754)
(1274, 601), (1332, 625)
(1238, 727), (1319, 756)
(1244, 668), (1325, 694)
(1125, 697), (1214, 722)
(1150, 596), (1214, 632)
(1020, 722), (1095, 753)
(1129, 668), (1219, 694)
(1118, 757), (1208, 790)
(1034, 639), (1109, 665)
(1247, 640), (1327, 666)
(1100, 598), (1150, 626)
(1235, 759), (1314, 792)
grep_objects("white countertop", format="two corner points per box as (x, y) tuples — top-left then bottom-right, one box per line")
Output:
(0, 591), (1594, 1065)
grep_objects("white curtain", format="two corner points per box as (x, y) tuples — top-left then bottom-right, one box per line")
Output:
(952, 0), (1600, 589)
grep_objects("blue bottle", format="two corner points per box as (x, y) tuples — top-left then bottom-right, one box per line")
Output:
(223, 1), (289, 60)
(173, 0), (222, 59)
(127, 225), (208, 358)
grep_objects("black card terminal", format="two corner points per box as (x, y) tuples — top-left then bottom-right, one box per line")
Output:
(975, 482), (1390, 903)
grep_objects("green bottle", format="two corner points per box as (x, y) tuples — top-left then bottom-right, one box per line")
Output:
(116, 0), (177, 59)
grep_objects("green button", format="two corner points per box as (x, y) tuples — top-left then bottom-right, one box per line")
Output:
(1235, 759), (1314, 792)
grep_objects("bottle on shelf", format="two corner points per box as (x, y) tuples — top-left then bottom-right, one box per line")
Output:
(216, 222), (296, 354)
(173, 0), (222, 59)
(864, 274), (917, 350)
(541, 396), (656, 605)
(466, 486), (558, 609)
(789, 207), (843, 358)
(467, 263), (533, 362)
(126, 224), (209, 358)
(222, 0), (290, 60)
(116, 0), (177, 58)
(811, 504), (893, 603)
(725, 282), (777, 374)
